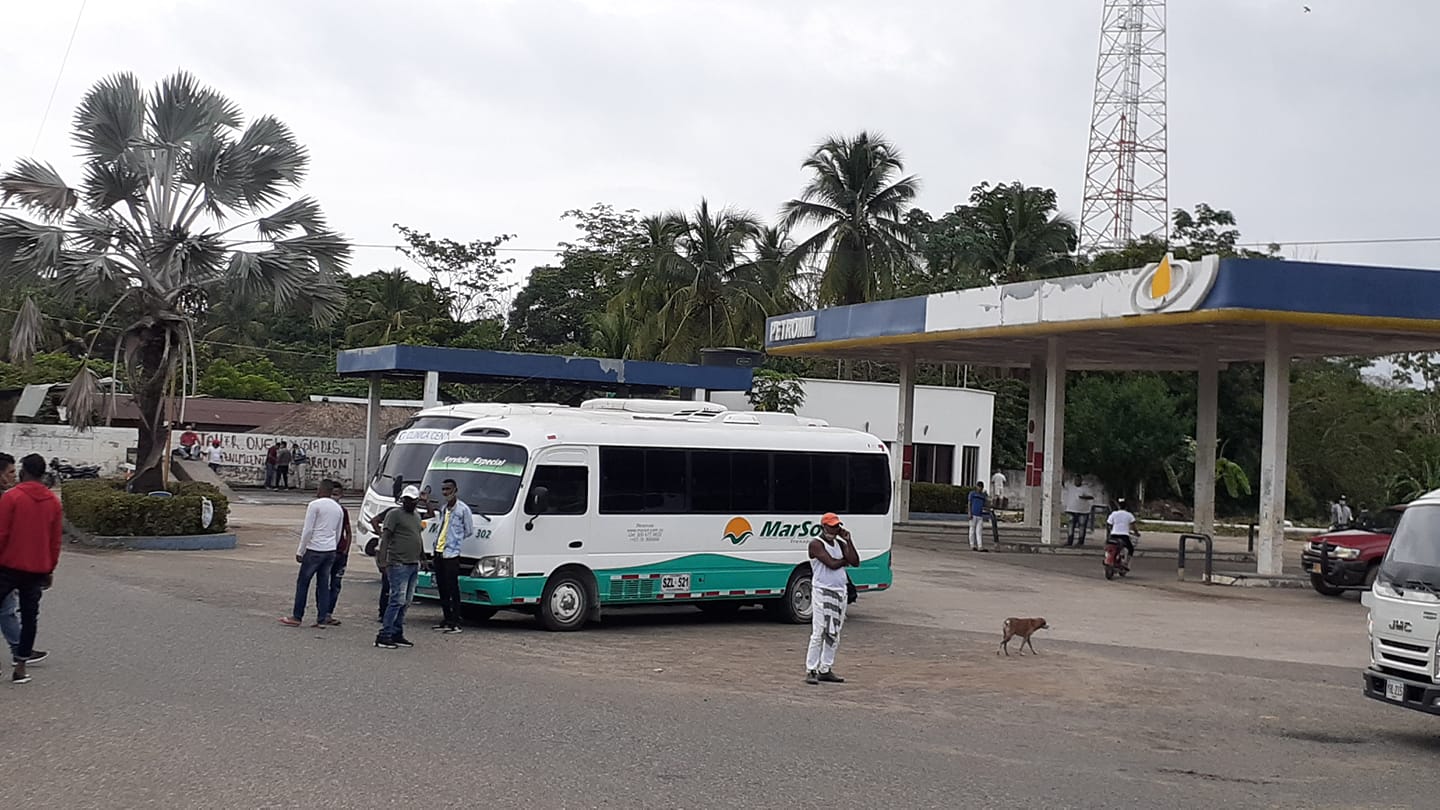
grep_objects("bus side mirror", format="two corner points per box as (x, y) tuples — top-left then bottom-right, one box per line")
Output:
(526, 486), (551, 516)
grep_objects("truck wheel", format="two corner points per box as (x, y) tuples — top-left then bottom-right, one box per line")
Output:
(1309, 573), (1345, 597)
(1359, 563), (1380, 597)
(540, 572), (591, 631)
(766, 568), (812, 624)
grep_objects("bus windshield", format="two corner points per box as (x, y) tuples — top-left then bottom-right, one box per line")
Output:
(1378, 504), (1440, 591)
(421, 441), (529, 517)
(371, 417), (470, 495)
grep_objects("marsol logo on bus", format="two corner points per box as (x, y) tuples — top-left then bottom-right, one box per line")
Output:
(723, 517), (826, 545)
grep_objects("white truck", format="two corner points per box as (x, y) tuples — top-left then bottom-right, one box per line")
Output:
(1362, 487), (1440, 714)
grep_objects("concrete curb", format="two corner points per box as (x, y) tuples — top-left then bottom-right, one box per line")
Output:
(83, 533), (238, 551)
(988, 543), (1257, 564)
(1205, 573), (1311, 589)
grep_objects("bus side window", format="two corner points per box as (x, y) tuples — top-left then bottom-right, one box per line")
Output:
(528, 466), (589, 515)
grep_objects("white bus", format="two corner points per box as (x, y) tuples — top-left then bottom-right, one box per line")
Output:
(355, 400), (729, 553)
(410, 408), (894, 630)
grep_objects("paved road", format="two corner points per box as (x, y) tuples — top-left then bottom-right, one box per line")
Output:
(7, 516), (1437, 808)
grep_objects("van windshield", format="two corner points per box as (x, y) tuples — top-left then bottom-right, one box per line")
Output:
(421, 442), (528, 517)
(1378, 504), (1440, 591)
(371, 417), (470, 495)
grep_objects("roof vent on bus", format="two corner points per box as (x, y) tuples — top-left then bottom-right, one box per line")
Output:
(461, 426), (512, 437)
(580, 398), (727, 416)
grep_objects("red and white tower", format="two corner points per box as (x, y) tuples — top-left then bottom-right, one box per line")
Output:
(1079, 0), (1168, 254)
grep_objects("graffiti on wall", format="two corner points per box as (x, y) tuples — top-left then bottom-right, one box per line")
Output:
(185, 432), (362, 489)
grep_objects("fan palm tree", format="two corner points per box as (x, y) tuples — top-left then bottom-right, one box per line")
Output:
(781, 132), (919, 305)
(0, 71), (350, 490)
(960, 182), (1078, 283)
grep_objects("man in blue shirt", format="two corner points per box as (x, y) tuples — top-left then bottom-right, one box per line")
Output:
(968, 482), (989, 552)
(432, 478), (472, 634)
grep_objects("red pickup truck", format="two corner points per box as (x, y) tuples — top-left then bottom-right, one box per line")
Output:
(1301, 505), (1404, 596)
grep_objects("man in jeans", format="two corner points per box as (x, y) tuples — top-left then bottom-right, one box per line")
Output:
(432, 478), (472, 634)
(279, 479), (345, 628)
(0, 453), (44, 675)
(321, 484), (354, 626)
(0, 454), (63, 684)
(376, 485), (425, 649)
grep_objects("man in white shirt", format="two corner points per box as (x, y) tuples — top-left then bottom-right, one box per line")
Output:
(279, 479), (347, 628)
(1064, 476), (1092, 547)
(990, 471), (1007, 509)
(206, 439), (224, 475)
(1105, 498), (1138, 562)
(1330, 496), (1353, 530)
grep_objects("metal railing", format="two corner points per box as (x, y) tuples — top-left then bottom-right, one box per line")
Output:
(1177, 533), (1214, 583)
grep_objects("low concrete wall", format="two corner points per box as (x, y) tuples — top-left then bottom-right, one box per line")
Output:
(0, 423), (135, 474)
(85, 533), (238, 551)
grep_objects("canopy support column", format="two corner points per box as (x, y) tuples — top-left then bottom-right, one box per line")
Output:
(893, 353), (915, 524)
(1194, 346), (1219, 539)
(1040, 339), (1067, 545)
(1258, 324), (1292, 576)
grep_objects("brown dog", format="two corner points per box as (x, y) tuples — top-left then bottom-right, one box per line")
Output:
(997, 617), (1048, 656)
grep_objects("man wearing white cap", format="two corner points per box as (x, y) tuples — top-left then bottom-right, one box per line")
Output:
(375, 485), (425, 649)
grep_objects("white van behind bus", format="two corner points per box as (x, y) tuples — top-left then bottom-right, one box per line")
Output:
(410, 408), (894, 630)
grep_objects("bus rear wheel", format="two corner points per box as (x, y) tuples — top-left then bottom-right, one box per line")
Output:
(767, 568), (812, 624)
(540, 572), (592, 632)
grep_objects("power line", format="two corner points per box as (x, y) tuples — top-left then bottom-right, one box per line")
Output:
(31, 0), (87, 153)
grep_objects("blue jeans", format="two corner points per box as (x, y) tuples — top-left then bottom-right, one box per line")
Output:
(0, 591), (19, 656)
(291, 550), (336, 623)
(380, 563), (419, 641)
(325, 553), (348, 617)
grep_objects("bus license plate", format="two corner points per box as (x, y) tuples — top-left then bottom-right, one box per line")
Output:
(661, 574), (691, 593)
(1386, 680), (1405, 701)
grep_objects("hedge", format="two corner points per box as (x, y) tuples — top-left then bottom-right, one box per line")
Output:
(62, 479), (230, 537)
(909, 482), (976, 514)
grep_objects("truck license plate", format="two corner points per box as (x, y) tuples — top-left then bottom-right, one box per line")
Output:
(661, 574), (691, 593)
(1310, 563), (1322, 574)
(1386, 680), (1405, 701)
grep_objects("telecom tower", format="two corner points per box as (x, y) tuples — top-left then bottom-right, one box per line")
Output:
(1079, 0), (1168, 254)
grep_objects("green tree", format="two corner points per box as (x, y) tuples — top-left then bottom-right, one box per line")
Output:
(1065, 373), (1187, 500)
(394, 224), (515, 322)
(344, 268), (450, 345)
(956, 182), (1077, 284)
(0, 71), (349, 490)
(507, 264), (606, 349)
(782, 132), (919, 305)
(617, 200), (791, 362)
(197, 358), (295, 401)
(748, 369), (806, 413)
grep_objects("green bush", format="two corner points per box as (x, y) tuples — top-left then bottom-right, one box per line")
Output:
(62, 479), (230, 537)
(909, 482), (976, 514)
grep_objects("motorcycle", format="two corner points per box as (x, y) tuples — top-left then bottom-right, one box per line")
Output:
(1103, 532), (1138, 580)
(49, 457), (101, 481)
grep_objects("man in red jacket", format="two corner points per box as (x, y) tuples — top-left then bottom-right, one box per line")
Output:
(0, 454), (63, 684)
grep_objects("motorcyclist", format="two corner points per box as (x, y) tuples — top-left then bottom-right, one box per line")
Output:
(1105, 498), (1139, 567)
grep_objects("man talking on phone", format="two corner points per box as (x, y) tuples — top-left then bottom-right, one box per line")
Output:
(805, 512), (860, 686)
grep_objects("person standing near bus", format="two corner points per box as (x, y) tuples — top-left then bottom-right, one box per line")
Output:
(432, 479), (471, 634)
(0, 454), (63, 684)
(0, 453), (43, 676)
(805, 512), (859, 685)
(376, 485), (424, 649)
(322, 484), (353, 626)
(279, 479), (345, 628)
(968, 482), (988, 551)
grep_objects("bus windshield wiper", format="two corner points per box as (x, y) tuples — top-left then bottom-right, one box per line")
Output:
(1404, 579), (1440, 595)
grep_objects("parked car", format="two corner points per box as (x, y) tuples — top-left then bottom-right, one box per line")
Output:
(1302, 504), (1405, 596)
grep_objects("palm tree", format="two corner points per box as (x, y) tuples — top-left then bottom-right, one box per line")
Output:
(345, 268), (446, 345)
(0, 71), (350, 490)
(959, 182), (1078, 284)
(781, 132), (919, 305)
(619, 200), (788, 362)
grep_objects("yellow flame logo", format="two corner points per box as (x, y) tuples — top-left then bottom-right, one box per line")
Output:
(1149, 255), (1173, 299)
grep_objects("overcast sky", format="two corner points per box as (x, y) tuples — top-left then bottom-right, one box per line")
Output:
(4, 0), (1439, 291)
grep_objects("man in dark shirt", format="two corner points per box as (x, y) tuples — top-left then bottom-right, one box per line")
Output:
(375, 486), (425, 649)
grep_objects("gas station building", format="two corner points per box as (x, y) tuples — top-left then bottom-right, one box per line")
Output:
(764, 255), (1440, 575)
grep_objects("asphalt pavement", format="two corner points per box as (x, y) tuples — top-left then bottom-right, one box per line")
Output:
(4, 508), (1437, 808)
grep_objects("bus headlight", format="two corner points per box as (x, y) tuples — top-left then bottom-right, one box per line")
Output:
(476, 556), (513, 578)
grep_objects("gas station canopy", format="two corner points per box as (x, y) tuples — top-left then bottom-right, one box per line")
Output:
(762, 256), (1440, 578)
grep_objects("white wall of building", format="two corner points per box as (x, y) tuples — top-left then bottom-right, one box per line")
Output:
(0, 423), (135, 474)
(710, 379), (995, 488)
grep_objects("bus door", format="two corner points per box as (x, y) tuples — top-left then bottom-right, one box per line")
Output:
(517, 446), (594, 592)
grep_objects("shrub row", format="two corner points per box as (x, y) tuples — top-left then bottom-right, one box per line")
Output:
(62, 479), (230, 537)
(909, 482), (977, 514)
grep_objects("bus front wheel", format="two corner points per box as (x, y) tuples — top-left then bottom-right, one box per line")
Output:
(540, 572), (592, 632)
(767, 568), (812, 624)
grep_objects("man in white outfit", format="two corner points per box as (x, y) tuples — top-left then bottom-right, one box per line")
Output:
(990, 471), (1007, 509)
(806, 512), (860, 685)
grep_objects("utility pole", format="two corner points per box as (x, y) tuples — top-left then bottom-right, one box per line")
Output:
(1079, 0), (1168, 254)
